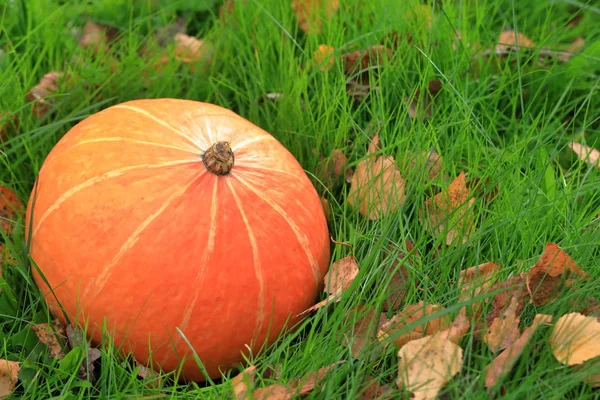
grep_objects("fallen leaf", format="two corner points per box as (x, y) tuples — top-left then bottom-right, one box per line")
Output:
(0, 185), (24, 235)
(436, 307), (471, 344)
(343, 306), (389, 359)
(295, 361), (344, 396)
(396, 333), (463, 400)
(566, 12), (584, 28)
(404, 80), (442, 120)
(252, 384), (294, 399)
(458, 262), (498, 290)
(78, 21), (119, 54)
(569, 142), (600, 169)
(65, 325), (102, 381)
(232, 365), (257, 399)
(0, 359), (20, 397)
(31, 322), (65, 359)
(380, 302), (452, 348)
(549, 313), (600, 366)
(496, 30), (536, 54)
(313, 44), (336, 71)
(342, 45), (393, 84)
(401, 149), (443, 181)
(484, 295), (521, 352)
(174, 33), (212, 67)
(316, 148), (348, 189)
(320, 197), (331, 220)
(419, 171), (476, 245)
(360, 376), (392, 399)
(348, 142), (406, 219)
(525, 243), (587, 306)
(484, 314), (552, 388)
(558, 37), (585, 62)
(346, 80), (378, 102)
(154, 18), (186, 47)
(302, 256), (358, 313)
(292, 0), (339, 34)
(0, 112), (17, 143)
(26, 71), (63, 119)
(484, 275), (527, 328)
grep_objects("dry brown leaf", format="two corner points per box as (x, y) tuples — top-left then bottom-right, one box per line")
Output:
(26, 71), (63, 119)
(292, 0), (339, 34)
(379, 302), (452, 348)
(1, 186), (24, 235)
(549, 313), (600, 366)
(404, 80), (442, 120)
(567, 12), (584, 28)
(31, 322), (65, 359)
(174, 33), (212, 68)
(359, 376), (392, 400)
(252, 384), (294, 400)
(484, 314), (552, 388)
(0, 112), (18, 143)
(558, 37), (585, 62)
(569, 142), (600, 169)
(232, 365), (257, 399)
(78, 21), (119, 54)
(396, 333), (463, 400)
(419, 171), (476, 245)
(314, 44), (336, 71)
(154, 18), (186, 47)
(316, 148), (348, 189)
(401, 149), (443, 181)
(343, 306), (389, 359)
(381, 243), (416, 312)
(484, 296), (521, 352)
(320, 196), (330, 221)
(434, 307), (471, 345)
(301, 256), (358, 313)
(496, 30), (536, 53)
(483, 275), (528, 329)
(348, 145), (406, 220)
(525, 243), (587, 306)
(342, 45), (393, 83)
(295, 361), (344, 396)
(0, 359), (20, 397)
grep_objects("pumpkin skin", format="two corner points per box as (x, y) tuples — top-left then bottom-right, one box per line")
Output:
(25, 98), (330, 381)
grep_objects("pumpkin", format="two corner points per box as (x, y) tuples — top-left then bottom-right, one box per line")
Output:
(25, 98), (330, 381)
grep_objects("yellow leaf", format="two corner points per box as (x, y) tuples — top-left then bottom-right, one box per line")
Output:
(550, 313), (600, 366)
(396, 334), (463, 400)
(313, 44), (336, 71)
(0, 359), (20, 398)
(569, 142), (600, 169)
(291, 0), (339, 34)
(484, 295), (521, 352)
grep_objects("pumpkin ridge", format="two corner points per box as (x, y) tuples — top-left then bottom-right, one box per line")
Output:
(67, 137), (199, 155)
(83, 169), (209, 301)
(231, 134), (275, 152)
(233, 173), (321, 285)
(32, 158), (201, 237)
(226, 178), (266, 342)
(234, 166), (305, 183)
(177, 178), (219, 334)
(113, 104), (204, 150)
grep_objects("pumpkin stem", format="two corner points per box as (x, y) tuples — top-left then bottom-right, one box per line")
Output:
(202, 141), (235, 175)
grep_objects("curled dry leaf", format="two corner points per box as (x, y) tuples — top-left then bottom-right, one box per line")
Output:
(396, 333), (463, 400)
(343, 306), (389, 360)
(26, 71), (63, 119)
(0, 359), (20, 397)
(295, 361), (344, 396)
(484, 314), (552, 388)
(78, 21), (119, 54)
(314, 44), (336, 71)
(379, 302), (452, 348)
(496, 30), (536, 54)
(232, 365), (257, 400)
(569, 142), (599, 169)
(348, 138), (406, 220)
(302, 255), (358, 313)
(401, 149), (443, 181)
(1, 186), (24, 235)
(404, 80), (442, 120)
(419, 171), (476, 245)
(31, 322), (65, 359)
(292, 0), (339, 34)
(484, 296), (521, 353)
(525, 243), (587, 306)
(174, 33), (212, 68)
(549, 313), (600, 366)
(484, 275), (527, 328)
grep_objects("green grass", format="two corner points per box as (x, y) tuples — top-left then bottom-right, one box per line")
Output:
(1, 0), (600, 398)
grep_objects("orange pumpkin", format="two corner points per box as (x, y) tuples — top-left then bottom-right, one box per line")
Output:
(25, 98), (330, 381)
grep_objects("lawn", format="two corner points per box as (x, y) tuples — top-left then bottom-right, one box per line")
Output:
(1, 0), (600, 398)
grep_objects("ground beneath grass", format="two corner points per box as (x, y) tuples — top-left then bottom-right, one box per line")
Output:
(1, 0), (600, 398)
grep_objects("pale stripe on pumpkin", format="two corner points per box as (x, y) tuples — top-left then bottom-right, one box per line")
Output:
(83, 170), (208, 301)
(231, 134), (275, 152)
(64, 137), (199, 155)
(225, 179), (266, 343)
(113, 105), (205, 150)
(233, 173), (321, 285)
(32, 159), (201, 237)
(233, 165), (305, 182)
(177, 178), (219, 334)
